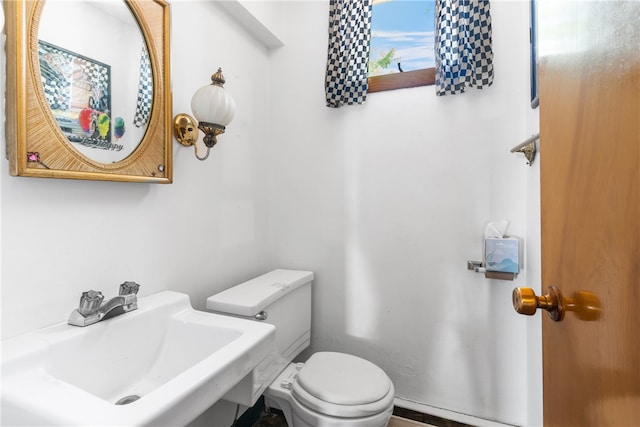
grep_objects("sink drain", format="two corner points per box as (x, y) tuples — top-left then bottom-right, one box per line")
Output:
(115, 395), (141, 405)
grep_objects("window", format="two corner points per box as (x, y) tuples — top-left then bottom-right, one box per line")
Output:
(368, 0), (436, 93)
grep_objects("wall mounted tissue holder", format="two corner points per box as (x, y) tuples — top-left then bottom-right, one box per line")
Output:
(472, 221), (520, 280)
(467, 260), (518, 281)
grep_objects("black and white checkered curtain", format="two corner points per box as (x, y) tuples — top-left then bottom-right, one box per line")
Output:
(133, 43), (152, 128)
(435, 0), (493, 96)
(325, 0), (372, 108)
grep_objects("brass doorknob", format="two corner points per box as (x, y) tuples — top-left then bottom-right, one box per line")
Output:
(513, 286), (602, 322)
(513, 286), (565, 321)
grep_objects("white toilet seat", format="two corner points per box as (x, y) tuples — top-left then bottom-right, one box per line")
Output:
(291, 352), (395, 418)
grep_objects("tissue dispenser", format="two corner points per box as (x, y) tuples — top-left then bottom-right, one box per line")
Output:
(485, 237), (519, 274)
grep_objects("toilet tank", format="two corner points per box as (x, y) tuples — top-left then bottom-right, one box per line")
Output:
(206, 269), (313, 406)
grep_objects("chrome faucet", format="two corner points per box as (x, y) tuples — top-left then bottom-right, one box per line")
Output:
(68, 282), (140, 327)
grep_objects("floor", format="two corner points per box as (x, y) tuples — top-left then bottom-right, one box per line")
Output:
(252, 412), (433, 427)
(252, 411), (285, 427)
(252, 412), (285, 427)
(246, 397), (469, 427)
(388, 417), (435, 427)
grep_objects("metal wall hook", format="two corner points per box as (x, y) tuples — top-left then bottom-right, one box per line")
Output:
(511, 133), (539, 166)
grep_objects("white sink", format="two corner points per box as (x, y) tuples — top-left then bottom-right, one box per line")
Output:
(1, 291), (275, 426)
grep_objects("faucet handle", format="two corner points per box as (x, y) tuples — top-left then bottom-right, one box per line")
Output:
(119, 281), (140, 296)
(78, 290), (104, 316)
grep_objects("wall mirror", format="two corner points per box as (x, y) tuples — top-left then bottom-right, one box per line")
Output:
(4, 0), (172, 183)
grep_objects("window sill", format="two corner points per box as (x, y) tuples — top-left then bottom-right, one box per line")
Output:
(368, 68), (435, 93)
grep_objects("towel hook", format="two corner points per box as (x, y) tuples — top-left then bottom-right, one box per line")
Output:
(510, 133), (539, 166)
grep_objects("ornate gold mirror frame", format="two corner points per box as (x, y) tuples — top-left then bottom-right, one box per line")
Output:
(4, 0), (172, 183)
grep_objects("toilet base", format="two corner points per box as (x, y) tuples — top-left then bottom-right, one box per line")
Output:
(266, 394), (393, 427)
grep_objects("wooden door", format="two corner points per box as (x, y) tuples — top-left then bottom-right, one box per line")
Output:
(538, 1), (640, 426)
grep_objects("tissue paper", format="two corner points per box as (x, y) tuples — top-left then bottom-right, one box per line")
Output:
(484, 221), (519, 274)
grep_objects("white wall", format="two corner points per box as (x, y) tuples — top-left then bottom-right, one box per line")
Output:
(0, 1), (273, 339)
(1, 1), (542, 426)
(267, 1), (540, 425)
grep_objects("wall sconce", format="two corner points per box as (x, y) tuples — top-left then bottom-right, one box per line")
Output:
(173, 68), (236, 161)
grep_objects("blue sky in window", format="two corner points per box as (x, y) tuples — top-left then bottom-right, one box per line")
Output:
(370, 0), (436, 75)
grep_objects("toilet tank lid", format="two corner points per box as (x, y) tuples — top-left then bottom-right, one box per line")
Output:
(206, 269), (314, 317)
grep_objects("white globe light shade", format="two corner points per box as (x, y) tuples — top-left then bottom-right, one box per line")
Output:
(191, 84), (236, 127)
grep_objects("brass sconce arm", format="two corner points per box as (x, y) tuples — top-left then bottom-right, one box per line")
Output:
(173, 114), (226, 161)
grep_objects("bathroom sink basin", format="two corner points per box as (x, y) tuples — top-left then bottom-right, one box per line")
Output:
(1, 291), (275, 426)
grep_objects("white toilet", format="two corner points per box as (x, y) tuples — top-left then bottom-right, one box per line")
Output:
(206, 269), (395, 427)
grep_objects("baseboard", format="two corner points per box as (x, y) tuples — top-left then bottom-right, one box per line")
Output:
(394, 398), (517, 427)
(393, 406), (473, 427)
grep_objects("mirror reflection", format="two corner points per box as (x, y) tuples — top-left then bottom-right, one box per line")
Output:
(38, 1), (151, 164)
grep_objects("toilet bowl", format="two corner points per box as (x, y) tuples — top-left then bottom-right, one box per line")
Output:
(265, 352), (394, 427)
(206, 269), (394, 427)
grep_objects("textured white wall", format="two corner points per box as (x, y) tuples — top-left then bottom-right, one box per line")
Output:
(266, 1), (539, 425)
